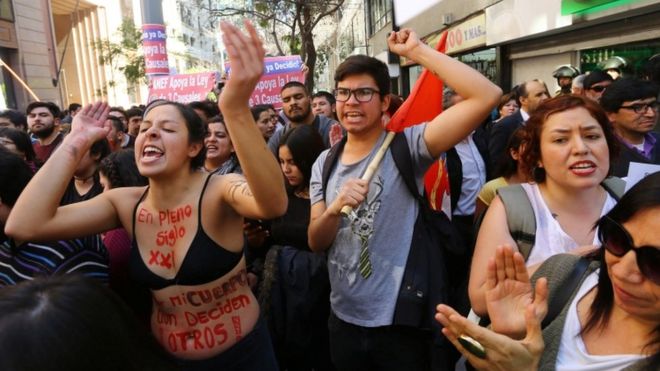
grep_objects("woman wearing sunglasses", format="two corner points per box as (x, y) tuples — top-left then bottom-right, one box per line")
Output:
(437, 171), (660, 370)
(469, 94), (621, 317)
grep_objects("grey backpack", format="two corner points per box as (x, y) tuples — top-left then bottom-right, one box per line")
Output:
(496, 176), (625, 260)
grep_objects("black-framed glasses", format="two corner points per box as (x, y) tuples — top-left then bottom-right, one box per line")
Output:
(619, 101), (660, 115)
(587, 85), (608, 93)
(333, 88), (380, 103)
(599, 216), (660, 284)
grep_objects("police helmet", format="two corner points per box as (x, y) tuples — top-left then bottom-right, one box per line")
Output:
(599, 56), (628, 71)
(552, 65), (580, 79)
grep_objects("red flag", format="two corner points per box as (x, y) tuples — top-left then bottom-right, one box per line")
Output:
(387, 32), (451, 216)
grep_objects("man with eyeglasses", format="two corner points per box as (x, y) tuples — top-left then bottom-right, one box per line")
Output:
(600, 78), (660, 177)
(582, 70), (613, 102)
(267, 81), (340, 154)
(308, 28), (501, 370)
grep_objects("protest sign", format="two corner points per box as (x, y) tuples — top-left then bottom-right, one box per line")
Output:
(142, 24), (169, 75)
(148, 72), (218, 103)
(225, 55), (304, 109)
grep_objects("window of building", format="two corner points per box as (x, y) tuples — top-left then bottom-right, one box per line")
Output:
(0, 48), (17, 109)
(0, 0), (14, 22)
(368, 0), (391, 36)
(457, 48), (497, 83)
(580, 41), (660, 78)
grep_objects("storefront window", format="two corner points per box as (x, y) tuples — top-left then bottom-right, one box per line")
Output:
(406, 64), (423, 95)
(580, 41), (660, 78)
(0, 0), (14, 22)
(457, 48), (497, 83)
(404, 48), (497, 97)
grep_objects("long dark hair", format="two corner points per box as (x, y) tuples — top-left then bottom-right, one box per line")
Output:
(586, 172), (660, 368)
(494, 127), (526, 179)
(99, 149), (148, 189)
(0, 274), (175, 370)
(0, 127), (36, 161)
(278, 125), (324, 187)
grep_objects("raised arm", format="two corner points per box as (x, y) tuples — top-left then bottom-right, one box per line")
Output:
(387, 29), (501, 158)
(217, 21), (287, 219)
(469, 196), (518, 315)
(5, 103), (121, 242)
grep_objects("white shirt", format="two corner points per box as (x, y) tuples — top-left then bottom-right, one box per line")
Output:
(521, 183), (617, 267)
(556, 270), (645, 370)
(521, 108), (530, 123)
(453, 132), (486, 216)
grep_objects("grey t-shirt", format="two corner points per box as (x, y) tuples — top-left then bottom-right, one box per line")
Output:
(310, 124), (433, 327)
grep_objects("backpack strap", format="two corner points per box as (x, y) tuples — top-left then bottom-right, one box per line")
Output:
(541, 256), (590, 328)
(321, 135), (348, 200)
(390, 132), (425, 202)
(601, 176), (625, 201)
(493, 177), (624, 262)
(497, 185), (536, 260)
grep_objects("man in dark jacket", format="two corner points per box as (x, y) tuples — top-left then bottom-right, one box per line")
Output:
(488, 80), (549, 173)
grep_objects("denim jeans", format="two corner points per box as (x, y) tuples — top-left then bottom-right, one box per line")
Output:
(328, 311), (430, 371)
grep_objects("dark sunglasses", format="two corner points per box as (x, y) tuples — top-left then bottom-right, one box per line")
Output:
(599, 216), (660, 284)
(588, 85), (608, 93)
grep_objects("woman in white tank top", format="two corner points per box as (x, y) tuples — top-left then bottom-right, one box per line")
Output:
(469, 95), (621, 317)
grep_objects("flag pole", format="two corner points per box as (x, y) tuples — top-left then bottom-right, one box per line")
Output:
(0, 58), (40, 102)
(340, 0), (399, 216)
(340, 131), (396, 215)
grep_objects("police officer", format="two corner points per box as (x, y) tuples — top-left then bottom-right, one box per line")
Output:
(552, 65), (580, 96)
(599, 56), (628, 80)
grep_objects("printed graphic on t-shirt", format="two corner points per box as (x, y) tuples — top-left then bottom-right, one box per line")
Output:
(329, 175), (383, 285)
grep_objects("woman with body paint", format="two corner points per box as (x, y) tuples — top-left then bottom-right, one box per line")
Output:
(6, 21), (286, 370)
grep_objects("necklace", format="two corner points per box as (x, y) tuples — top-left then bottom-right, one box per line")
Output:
(294, 189), (309, 199)
(74, 174), (95, 182)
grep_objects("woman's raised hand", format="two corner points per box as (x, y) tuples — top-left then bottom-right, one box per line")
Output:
(69, 102), (111, 146)
(436, 303), (544, 371)
(218, 20), (265, 112)
(485, 245), (548, 338)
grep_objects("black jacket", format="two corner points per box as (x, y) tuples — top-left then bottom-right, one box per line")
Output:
(611, 132), (660, 177)
(488, 110), (524, 174)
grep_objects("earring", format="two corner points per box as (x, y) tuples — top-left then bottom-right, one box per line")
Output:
(532, 166), (545, 181)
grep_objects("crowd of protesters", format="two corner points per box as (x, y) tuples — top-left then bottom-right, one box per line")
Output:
(0, 20), (658, 371)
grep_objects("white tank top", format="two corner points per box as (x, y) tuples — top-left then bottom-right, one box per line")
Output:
(520, 183), (617, 267)
(556, 271), (645, 370)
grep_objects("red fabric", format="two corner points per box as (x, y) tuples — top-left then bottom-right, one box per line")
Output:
(102, 228), (132, 290)
(386, 32), (451, 213)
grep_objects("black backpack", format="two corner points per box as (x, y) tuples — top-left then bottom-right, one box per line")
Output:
(321, 132), (464, 334)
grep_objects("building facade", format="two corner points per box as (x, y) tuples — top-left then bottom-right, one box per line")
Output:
(363, 0), (660, 97)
